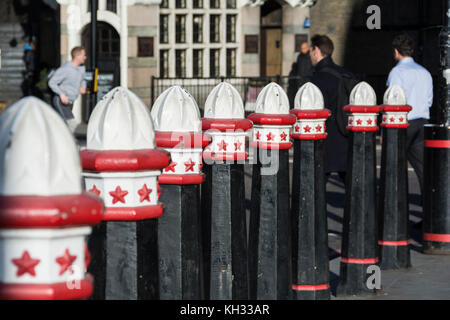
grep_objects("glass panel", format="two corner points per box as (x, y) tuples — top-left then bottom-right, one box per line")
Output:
(175, 50), (186, 78)
(210, 49), (220, 77)
(160, 50), (169, 78)
(176, 15), (186, 43)
(226, 0), (236, 8)
(193, 15), (203, 43)
(226, 15), (236, 43)
(210, 0), (220, 8)
(210, 15), (220, 43)
(160, 15), (169, 43)
(193, 49), (203, 77)
(193, 0), (203, 8)
(160, 0), (169, 8)
(226, 48), (236, 76)
(176, 0), (186, 8)
(106, 0), (117, 13)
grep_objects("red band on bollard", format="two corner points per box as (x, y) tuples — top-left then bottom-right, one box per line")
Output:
(423, 233), (450, 242)
(247, 113), (297, 125)
(345, 126), (379, 132)
(158, 173), (205, 185)
(0, 193), (104, 228)
(290, 109), (331, 119)
(0, 279), (93, 300)
(250, 141), (293, 150)
(378, 240), (410, 246)
(202, 118), (253, 132)
(292, 283), (330, 291)
(341, 257), (379, 264)
(424, 140), (450, 148)
(291, 133), (328, 140)
(81, 149), (171, 172)
(103, 203), (164, 221)
(155, 131), (210, 149)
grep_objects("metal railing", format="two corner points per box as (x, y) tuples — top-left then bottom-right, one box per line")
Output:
(151, 75), (304, 114)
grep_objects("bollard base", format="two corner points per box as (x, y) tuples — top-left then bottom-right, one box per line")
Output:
(336, 263), (377, 297)
(379, 245), (411, 270)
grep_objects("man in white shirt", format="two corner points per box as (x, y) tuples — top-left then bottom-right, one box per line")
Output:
(386, 33), (433, 202)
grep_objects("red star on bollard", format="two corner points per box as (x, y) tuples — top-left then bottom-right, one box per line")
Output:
(349, 118), (353, 125)
(164, 161), (177, 172)
(56, 249), (77, 275)
(315, 124), (322, 132)
(88, 185), (101, 196)
(109, 186), (128, 204)
(304, 125), (312, 133)
(366, 118), (373, 125)
(280, 132), (288, 141)
(295, 125), (300, 132)
(234, 140), (242, 151)
(138, 184), (152, 202)
(266, 132), (274, 141)
(356, 119), (363, 125)
(399, 117), (404, 122)
(12, 251), (40, 277)
(390, 117), (395, 122)
(256, 131), (261, 140)
(184, 158), (195, 172)
(218, 140), (228, 151)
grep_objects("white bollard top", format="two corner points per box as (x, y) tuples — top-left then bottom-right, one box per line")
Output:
(349, 81), (377, 106)
(204, 82), (244, 119)
(255, 82), (290, 114)
(0, 97), (82, 196)
(294, 82), (325, 110)
(87, 87), (155, 150)
(383, 85), (407, 105)
(151, 86), (201, 132)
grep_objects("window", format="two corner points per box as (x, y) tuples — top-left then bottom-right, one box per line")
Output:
(226, 0), (236, 8)
(176, 0), (186, 8)
(160, 0), (168, 8)
(160, 15), (169, 43)
(175, 50), (186, 78)
(193, 15), (203, 43)
(138, 37), (153, 57)
(193, 49), (203, 77)
(210, 0), (220, 8)
(226, 49), (236, 76)
(106, 0), (117, 13)
(193, 0), (203, 8)
(210, 49), (220, 77)
(160, 50), (169, 78)
(210, 15), (220, 43)
(176, 15), (186, 43)
(245, 35), (258, 53)
(226, 15), (236, 43)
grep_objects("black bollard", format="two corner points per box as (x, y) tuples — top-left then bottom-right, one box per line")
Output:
(247, 82), (297, 300)
(290, 83), (331, 300)
(423, 124), (450, 254)
(337, 82), (381, 297)
(201, 82), (252, 300)
(378, 95), (412, 269)
(150, 86), (210, 299)
(81, 87), (170, 300)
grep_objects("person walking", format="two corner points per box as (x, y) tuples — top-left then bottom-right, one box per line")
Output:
(309, 34), (359, 185)
(386, 33), (433, 206)
(21, 41), (38, 97)
(48, 46), (87, 132)
(288, 41), (314, 107)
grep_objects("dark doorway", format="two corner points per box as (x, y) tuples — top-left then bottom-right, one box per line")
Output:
(260, 0), (283, 76)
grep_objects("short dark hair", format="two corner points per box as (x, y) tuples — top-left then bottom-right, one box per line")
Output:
(71, 46), (85, 59)
(392, 33), (414, 57)
(311, 34), (334, 57)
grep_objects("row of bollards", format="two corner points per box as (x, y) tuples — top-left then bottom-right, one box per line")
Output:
(0, 80), (448, 300)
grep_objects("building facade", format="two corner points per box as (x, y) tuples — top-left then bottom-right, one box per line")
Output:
(57, 0), (313, 119)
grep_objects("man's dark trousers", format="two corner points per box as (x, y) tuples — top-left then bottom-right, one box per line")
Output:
(407, 118), (427, 198)
(52, 95), (74, 120)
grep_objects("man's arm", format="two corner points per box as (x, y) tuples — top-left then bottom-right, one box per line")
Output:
(48, 67), (65, 96)
(386, 69), (402, 87)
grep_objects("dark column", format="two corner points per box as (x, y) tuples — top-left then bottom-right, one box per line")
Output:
(378, 105), (412, 269)
(158, 184), (203, 299)
(423, 125), (450, 254)
(337, 105), (381, 297)
(290, 108), (331, 300)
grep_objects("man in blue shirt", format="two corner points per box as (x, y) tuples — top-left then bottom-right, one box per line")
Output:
(386, 33), (433, 201)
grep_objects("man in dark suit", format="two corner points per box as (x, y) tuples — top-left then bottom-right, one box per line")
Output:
(309, 34), (358, 185)
(288, 41), (314, 107)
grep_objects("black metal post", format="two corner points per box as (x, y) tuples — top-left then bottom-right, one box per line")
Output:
(90, 0), (98, 116)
